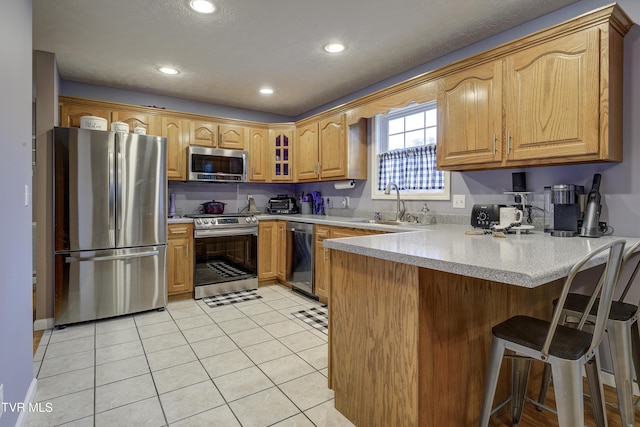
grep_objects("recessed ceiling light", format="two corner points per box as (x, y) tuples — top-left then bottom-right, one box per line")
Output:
(189, 0), (215, 14)
(259, 88), (274, 95)
(324, 42), (345, 53)
(158, 67), (179, 75)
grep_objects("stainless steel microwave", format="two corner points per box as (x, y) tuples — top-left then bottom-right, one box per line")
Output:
(187, 146), (248, 182)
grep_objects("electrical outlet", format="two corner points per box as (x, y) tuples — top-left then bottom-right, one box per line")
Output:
(341, 196), (350, 208)
(453, 194), (466, 209)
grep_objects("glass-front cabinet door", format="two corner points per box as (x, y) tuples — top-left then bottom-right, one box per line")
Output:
(269, 126), (294, 181)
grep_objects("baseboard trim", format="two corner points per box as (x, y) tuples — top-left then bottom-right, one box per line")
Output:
(33, 318), (54, 331)
(14, 378), (37, 427)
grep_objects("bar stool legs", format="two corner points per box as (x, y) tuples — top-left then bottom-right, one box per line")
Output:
(608, 321), (636, 427)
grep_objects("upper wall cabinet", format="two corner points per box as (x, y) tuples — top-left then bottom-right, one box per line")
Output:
(160, 117), (189, 181)
(59, 103), (111, 129)
(269, 125), (295, 182)
(437, 5), (632, 171)
(219, 124), (245, 150)
(248, 127), (269, 182)
(296, 114), (367, 182)
(190, 121), (218, 147)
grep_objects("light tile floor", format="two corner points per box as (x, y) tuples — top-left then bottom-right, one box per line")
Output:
(27, 285), (354, 427)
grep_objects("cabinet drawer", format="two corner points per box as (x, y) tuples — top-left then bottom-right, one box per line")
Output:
(168, 223), (193, 238)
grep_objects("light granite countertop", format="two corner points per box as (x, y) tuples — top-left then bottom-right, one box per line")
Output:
(323, 223), (638, 288)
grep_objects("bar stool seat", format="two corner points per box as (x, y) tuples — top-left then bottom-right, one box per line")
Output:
(479, 240), (626, 427)
(538, 241), (640, 427)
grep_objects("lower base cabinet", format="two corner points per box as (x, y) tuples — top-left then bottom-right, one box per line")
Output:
(168, 223), (194, 296)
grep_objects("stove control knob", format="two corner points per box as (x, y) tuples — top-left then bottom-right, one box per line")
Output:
(201, 219), (208, 225)
(245, 217), (251, 223)
(251, 216), (257, 223)
(195, 219), (202, 225)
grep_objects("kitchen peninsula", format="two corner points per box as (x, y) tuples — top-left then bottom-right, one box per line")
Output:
(324, 225), (640, 426)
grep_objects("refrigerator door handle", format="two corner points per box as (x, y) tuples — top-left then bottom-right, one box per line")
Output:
(116, 143), (123, 232)
(65, 250), (160, 263)
(108, 145), (115, 233)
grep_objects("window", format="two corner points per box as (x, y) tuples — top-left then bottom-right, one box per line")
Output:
(371, 101), (450, 200)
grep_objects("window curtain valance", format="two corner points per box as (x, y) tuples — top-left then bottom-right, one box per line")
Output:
(377, 145), (443, 191)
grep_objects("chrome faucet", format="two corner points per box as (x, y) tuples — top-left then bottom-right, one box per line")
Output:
(384, 182), (405, 222)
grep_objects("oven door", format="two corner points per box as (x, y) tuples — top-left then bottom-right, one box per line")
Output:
(193, 227), (258, 299)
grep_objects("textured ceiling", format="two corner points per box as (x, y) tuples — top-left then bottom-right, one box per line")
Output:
(33, 0), (576, 117)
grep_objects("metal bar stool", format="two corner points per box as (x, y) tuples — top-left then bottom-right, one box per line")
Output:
(479, 240), (626, 427)
(538, 241), (640, 427)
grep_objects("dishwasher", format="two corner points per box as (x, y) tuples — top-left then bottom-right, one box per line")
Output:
(286, 222), (316, 298)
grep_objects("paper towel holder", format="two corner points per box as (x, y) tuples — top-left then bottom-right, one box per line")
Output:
(334, 179), (355, 190)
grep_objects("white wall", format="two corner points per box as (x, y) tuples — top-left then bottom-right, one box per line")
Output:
(0, 0), (35, 425)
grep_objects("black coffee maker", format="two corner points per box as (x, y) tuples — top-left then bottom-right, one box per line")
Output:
(547, 184), (584, 237)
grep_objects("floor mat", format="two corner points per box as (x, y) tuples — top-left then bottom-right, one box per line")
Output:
(202, 290), (262, 307)
(292, 306), (328, 335)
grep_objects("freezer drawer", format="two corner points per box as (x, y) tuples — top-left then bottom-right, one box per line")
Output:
(55, 246), (167, 325)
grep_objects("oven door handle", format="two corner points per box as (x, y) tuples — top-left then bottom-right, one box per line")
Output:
(194, 228), (258, 238)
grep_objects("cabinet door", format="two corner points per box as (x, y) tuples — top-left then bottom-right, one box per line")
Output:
(59, 103), (111, 128)
(258, 221), (278, 280)
(219, 124), (245, 150)
(296, 122), (320, 181)
(161, 117), (188, 180)
(319, 114), (347, 179)
(276, 221), (288, 281)
(504, 28), (600, 162)
(437, 61), (503, 168)
(314, 225), (331, 302)
(167, 224), (193, 295)
(111, 111), (159, 135)
(190, 121), (218, 147)
(270, 128), (294, 181)
(248, 128), (268, 182)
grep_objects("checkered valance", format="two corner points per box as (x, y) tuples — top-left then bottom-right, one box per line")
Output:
(377, 145), (443, 191)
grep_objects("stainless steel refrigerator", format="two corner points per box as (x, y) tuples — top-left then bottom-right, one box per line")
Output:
(53, 127), (167, 326)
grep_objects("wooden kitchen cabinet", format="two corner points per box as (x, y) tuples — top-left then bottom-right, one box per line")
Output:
(276, 221), (288, 281)
(258, 220), (278, 282)
(160, 116), (189, 180)
(59, 102), (111, 129)
(269, 125), (295, 182)
(167, 223), (193, 296)
(219, 124), (245, 150)
(190, 120), (218, 147)
(248, 127), (269, 182)
(314, 225), (331, 303)
(437, 61), (503, 168)
(295, 115), (367, 182)
(437, 9), (630, 171)
(296, 122), (320, 181)
(111, 110), (159, 136)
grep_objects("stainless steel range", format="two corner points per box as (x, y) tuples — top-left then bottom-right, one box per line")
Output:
(186, 213), (258, 299)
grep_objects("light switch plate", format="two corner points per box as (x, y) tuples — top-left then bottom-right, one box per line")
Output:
(453, 194), (466, 209)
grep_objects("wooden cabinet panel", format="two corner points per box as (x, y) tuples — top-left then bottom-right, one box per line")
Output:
(258, 221), (278, 280)
(269, 127), (294, 181)
(276, 221), (288, 281)
(437, 61), (503, 168)
(319, 114), (347, 179)
(161, 117), (188, 180)
(111, 111), (159, 135)
(314, 225), (331, 302)
(219, 124), (245, 150)
(190, 121), (218, 147)
(504, 28), (600, 162)
(248, 128), (268, 182)
(167, 224), (193, 295)
(296, 122), (320, 181)
(59, 104), (111, 128)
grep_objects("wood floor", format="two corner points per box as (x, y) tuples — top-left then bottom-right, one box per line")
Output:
(487, 380), (640, 427)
